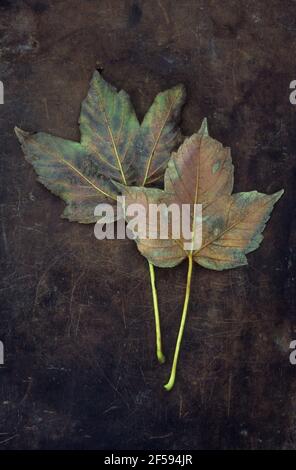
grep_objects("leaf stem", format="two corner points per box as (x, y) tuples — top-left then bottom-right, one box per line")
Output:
(148, 261), (165, 364)
(164, 254), (193, 391)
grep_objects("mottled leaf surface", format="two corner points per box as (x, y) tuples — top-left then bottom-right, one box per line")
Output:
(132, 84), (186, 186)
(15, 72), (186, 225)
(15, 128), (118, 223)
(121, 120), (283, 269)
(195, 190), (283, 270)
(165, 118), (233, 205)
(79, 71), (140, 184)
(120, 185), (185, 267)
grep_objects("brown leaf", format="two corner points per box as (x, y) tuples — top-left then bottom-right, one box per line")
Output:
(120, 120), (283, 269)
(165, 118), (233, 205)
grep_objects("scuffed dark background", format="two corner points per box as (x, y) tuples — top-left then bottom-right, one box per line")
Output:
(0, 0), (295, 450)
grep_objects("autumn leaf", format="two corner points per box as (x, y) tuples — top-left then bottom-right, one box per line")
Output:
(15, 71), (185, 223)
(120, 119), (284, 389)
(120, 119), (236, 267)
(15, 71), (185, 364)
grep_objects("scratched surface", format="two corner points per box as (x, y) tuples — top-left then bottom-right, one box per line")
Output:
(0, 0), (295, 450)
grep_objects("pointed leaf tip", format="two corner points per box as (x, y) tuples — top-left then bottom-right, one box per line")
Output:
(14, 126), (30, 144)
(198, 118), (209, 136)
(274, 188), (284, 201)
(174, 83), (186, 97)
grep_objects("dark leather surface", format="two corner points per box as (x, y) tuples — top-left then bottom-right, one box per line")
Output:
(0, 0), (294, 450)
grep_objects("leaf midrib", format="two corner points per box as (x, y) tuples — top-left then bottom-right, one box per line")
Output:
(59, 157), (117, 201)
(142, 92), (181, 186)
(193, 195), (273, 257)
(96, 86), (127, 185)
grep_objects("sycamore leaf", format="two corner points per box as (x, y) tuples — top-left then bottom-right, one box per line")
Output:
(15, 128), (118, 223)
(131, 84), (186, 186)
(120, 120), (283, 269)
(15, 72), (186, 366)
(15, 71), (186, 225)
(119, 117), (284, 391)
(14, 71), (141, 223)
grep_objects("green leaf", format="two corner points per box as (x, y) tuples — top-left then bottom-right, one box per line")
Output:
(15, 72), (186, 225)
(15, 72), (186, 366)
